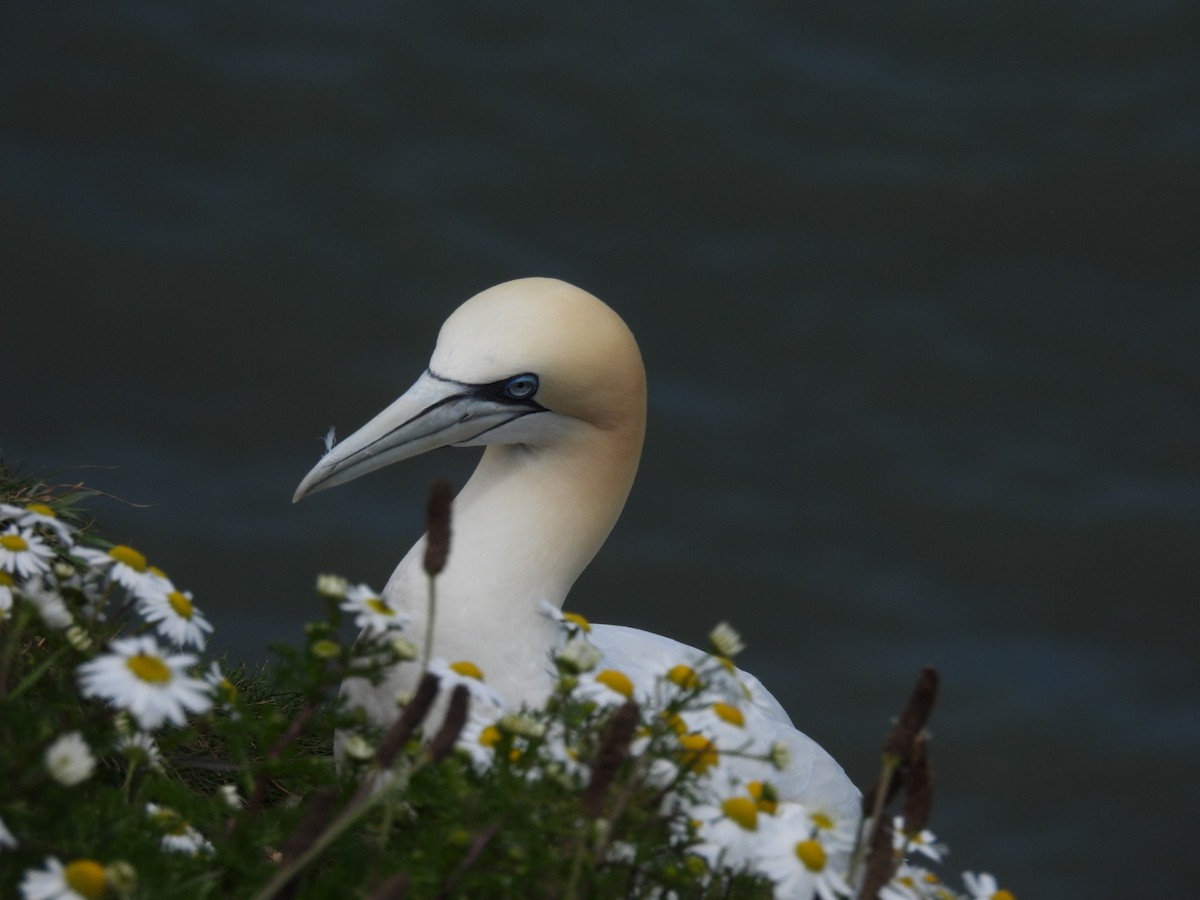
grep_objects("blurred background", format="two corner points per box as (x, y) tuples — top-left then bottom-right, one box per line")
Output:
(4, 2), (1197, 894)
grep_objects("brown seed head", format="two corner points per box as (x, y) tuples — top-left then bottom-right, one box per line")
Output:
(423, 479), (453, 576)
(882, 666), (940, 764)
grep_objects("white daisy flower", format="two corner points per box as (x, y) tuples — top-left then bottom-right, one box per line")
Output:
(204, 661), (239, 707)
(217, 783), (244, 809)
(138, 587), (212, 649)
(0, 571), (15, 619)
(340, 583), (409, 635)
(455, 712), (506, 771)
(690, 795), (763, 872)
(116, 731), (163, 772)
(340, 733), (375, 762)
(880, 862), (947, 900)
(683, 700), (763, 759)
(19, 855), (106, 900)
(0, 525), (56, 579)
(0, 813), (16, 849)
(556, 635), (603, 673)
(962, 871), (1016, 900)
(145, 803), (213, 856)
(0, 503), (76, 545)
(76, 636), (212, 730)
(22, 581), (74, 631)
(538, 598), (592, 634)
(426, 658), (507, 711)
(893, 816), (948, 863)
(44, 732), (96, 787)
(575, 667), (639, 707)
(754, 804), (852, 900)
(70, 544), (152, 596)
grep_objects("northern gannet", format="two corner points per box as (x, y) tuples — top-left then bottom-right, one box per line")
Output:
(293, 277), (859, 819)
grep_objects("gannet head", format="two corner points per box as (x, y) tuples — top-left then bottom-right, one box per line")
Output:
(293, 277), (646, 501)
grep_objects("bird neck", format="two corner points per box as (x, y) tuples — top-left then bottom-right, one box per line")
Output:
(458, 417), (643, 602)
(385, 413), (644, 701)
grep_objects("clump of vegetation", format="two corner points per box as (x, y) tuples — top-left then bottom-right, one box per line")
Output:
(0, 461), (1013, 898)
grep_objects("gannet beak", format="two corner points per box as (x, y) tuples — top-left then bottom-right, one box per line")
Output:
(292, 369), (545, 502)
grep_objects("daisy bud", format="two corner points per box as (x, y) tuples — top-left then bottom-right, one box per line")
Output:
(708, 621), (745, 658)
(768, 740), (791, 771)
(310, 638), (341, 660)
(217, 784), (243, 810)
(65, 624), (93, 652)
(315, 573), (348, 600)
(498, 713), (545, 739)
(341, 733), (375, 762)
(556, 636), (602, 674)
(53, 561), (76, 580)
(105, 860), (137, 895)
(389, 634), (419, 661)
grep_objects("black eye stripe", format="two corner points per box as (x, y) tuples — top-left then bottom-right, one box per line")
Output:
(427, 369), (544, 408)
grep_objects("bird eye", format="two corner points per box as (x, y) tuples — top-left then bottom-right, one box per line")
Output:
(503, 374), (538, 400)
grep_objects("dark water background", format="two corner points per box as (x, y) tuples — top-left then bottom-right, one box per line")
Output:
(4, 2), (1198, 895)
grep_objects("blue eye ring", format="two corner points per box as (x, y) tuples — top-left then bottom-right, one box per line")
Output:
(503, 374), (539, 400)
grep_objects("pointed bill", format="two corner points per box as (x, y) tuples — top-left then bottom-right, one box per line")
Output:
(293, 370), (541, 502)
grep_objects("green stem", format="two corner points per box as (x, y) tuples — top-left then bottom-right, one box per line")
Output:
(848, 755), (898, 887)
(0, 605), (29, 700)
(421, 574), (436, 673)
(249, 762), (421, 900)
(8, 643), (69, 703)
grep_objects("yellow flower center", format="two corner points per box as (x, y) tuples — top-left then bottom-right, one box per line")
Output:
(712, 702), (745, 727)
(127, 653), (172, 684)
(365, 597), (394, 616)
(26, 503), (56, 517)
(720, 796), (758, 831)
(660, 711), (687, 734)
(151, 807), (189, 835)
(810, 811), (834, 831)
(0, 571), (13, 586)
(218, 678), (238, 701)
(795, 839), (826, 872)
(109, 545), (147, 572)
(747, 781), (778, 814)
(64, 859), (106, 900)
(677, 733), (718, 774)
(666, 664), (699, 689)
(167, 591), (194, 620)
(479, 725), (502, 748)
(450, 660), (484, 680)
(1, 534), (29, 552)
(562, 611), (591, 632)
(595, 669), (633, 698)
(994, 891), (1016, 900)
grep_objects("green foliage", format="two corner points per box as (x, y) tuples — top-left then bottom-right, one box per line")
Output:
(0, 463), (1012, 899)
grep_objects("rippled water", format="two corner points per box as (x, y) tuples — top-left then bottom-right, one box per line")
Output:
(4, 2), (1198, 894)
